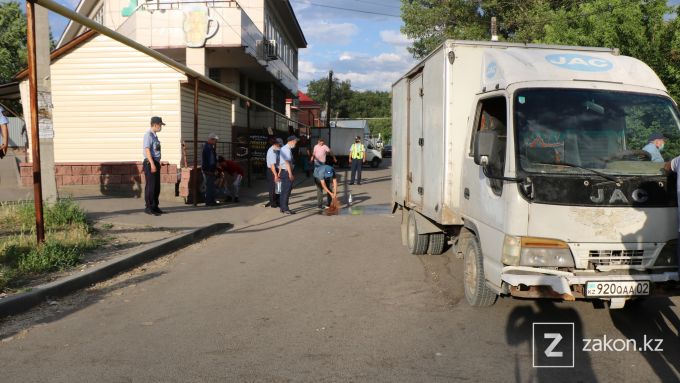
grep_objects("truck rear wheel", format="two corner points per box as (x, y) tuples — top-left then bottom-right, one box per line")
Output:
(370, 158), (380, 168)
(407, 211), (429, 255)
(428, 233), (446, 255)
(463, 238), (498, 307)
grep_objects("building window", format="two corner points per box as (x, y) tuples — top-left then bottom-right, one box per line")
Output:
(209, 68), (221, 83)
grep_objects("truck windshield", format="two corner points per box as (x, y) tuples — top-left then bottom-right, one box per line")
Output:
(514, 88), (680, 176)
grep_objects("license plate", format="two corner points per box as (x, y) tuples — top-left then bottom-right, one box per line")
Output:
(586, 281), (650, 297)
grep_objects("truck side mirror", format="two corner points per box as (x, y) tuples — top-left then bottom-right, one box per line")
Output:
(474, 130), (499, 167)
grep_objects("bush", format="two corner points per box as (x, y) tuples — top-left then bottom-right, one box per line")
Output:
(17, 241), (82, 274)
(0, 200), (100, 291)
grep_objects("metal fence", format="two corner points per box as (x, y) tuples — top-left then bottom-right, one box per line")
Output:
(6, 117), (28, 148)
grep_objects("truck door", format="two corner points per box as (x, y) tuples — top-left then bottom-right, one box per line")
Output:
(462, 95), (508, 286)
(408, 73), (424, 206)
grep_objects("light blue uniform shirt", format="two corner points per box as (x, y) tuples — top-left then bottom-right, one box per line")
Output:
(143, 130), (161, 161)
(266, 146), (280, 168)
(280, 144), (294, 172)
(642, 142), (664, 162)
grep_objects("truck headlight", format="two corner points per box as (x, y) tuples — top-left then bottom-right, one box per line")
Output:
(654, 239), (678, 267)
(502, 236), (574, 267)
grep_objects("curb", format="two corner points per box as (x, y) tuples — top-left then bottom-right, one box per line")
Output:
(0, 222), (231, 318)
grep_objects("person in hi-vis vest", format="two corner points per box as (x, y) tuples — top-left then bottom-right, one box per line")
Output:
(348, 136), (366, 185)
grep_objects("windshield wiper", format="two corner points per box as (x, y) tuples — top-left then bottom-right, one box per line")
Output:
(530, 162), (622, 183)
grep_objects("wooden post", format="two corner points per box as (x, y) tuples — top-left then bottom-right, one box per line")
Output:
(193, 78), (199, 206)
(26, 0), (45, 244)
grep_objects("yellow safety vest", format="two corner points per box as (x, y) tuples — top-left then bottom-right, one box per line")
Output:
(351, 143), (364, 159)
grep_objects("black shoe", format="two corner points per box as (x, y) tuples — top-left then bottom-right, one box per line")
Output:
(206, 202), (219, 207)
(234, 197), (239, 203)
(144, 208), (160, 216)
(271, 204), (279, 209)
(282, 210), (296, 215)
(349, 182), (354, 185)
(225, 196), (233, 203)
(153, 208), (164, 214)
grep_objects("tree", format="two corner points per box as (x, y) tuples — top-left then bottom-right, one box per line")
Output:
(0, 2), (27, 84)
(306, 79), (393, 142)
(306, 77), (353, 118)
(400, 1), (680, 102)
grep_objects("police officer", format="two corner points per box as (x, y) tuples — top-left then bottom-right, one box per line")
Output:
(143, 116), (164, 215)
(314, 164), (337, 210)
(349, 135), (366, 185)
(266, 138), (283, 208)
(279, 135), (298, 215)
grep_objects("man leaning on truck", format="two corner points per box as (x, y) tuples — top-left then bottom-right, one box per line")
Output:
(664, 157), (680, 273)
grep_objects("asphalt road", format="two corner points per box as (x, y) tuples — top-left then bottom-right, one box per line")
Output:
(1, 163), (679, 382)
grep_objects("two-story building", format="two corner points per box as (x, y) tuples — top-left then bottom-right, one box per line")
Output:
(15, 0), (306, 196)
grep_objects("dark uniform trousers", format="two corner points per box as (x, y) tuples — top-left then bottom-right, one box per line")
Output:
(279, 170), (293, 212)
(143, 159), (161, 210)
(266, 168), (280, 207)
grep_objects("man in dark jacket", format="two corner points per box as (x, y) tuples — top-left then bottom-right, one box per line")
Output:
(202, 132), (219, 206)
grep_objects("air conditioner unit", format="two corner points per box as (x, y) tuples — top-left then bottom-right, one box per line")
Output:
(257, 39), (278, 61)
(264, 39), (278, 61)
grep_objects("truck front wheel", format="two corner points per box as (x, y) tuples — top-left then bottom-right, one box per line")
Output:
(463, 238), (498, 307)
(407, 211), (429, 255)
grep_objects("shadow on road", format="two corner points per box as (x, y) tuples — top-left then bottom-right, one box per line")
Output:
(0, 271), (166, 342)
(506, 300), (597, 382)
(610, 298), (680, 382)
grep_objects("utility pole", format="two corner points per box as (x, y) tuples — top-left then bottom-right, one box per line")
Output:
(35, 2), (58, 203)
(26, 0), (45, 243)
(491, 16), (499, 42)
(326, 70), (333, 147)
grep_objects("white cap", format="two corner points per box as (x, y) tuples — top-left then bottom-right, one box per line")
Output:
(208, 132), (219, 140)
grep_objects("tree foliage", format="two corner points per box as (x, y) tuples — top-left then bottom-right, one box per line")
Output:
(401, 0), (680, 102)
(0, 2), (27, 84)
(306, 78), (393, 141)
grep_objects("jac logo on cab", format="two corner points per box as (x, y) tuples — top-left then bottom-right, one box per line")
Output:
(545, 54), (613, 72)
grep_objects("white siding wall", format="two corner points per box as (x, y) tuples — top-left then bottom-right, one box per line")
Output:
(34, 34), (187, 164)
(180, 87), (232, 163)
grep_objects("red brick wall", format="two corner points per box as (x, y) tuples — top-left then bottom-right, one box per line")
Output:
(19, 162), (178, 187)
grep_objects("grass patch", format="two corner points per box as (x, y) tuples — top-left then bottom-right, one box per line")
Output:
(0, 199), (102, 292)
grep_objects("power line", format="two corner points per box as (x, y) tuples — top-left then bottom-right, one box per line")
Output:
(345, 0), (401, 11)
(292, 0), (401, 18)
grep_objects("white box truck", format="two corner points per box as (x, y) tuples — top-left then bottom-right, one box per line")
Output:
(311, 127), (383, 168)
(392, 40), (680, 308)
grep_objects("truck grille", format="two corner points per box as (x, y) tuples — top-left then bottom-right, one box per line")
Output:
(588, 250), (645, 266)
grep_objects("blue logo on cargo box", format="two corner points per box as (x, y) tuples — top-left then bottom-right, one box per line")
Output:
(545, 54), (613, 72)
(486, 62), (497, 79)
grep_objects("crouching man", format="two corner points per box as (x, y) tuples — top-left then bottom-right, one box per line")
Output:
(313, 164), (337, 210)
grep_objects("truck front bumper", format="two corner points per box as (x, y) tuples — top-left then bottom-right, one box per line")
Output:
(501, 266), (680, 299)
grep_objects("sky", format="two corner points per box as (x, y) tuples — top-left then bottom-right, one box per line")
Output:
(17, 0), (680, 93)
(288, 0), (415, 92)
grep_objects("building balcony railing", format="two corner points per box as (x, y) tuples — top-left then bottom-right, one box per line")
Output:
(142, 0), (238, 12)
